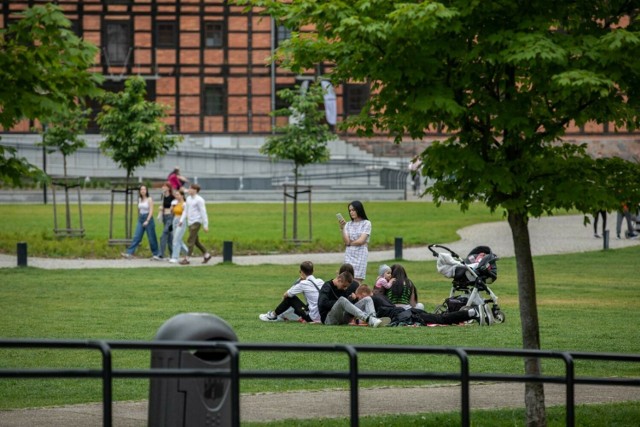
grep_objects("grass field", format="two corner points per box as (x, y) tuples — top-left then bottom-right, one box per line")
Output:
(0, 201), (500, 258)
(1, 246), (639, 412)
(1, 201), (637, 425)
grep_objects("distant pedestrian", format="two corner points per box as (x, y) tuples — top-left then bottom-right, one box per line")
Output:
(178, 184), (212, 265)
(169, 188), (189, 263)
(409, 158), (422, 196)
(337, 200), (371, 283)
(167, 166), (188, 190)
(616, 203), (639, 239)
(121, 185), (160, 260)
(157, 182), (175, 259)
(592, 210), (607, 238)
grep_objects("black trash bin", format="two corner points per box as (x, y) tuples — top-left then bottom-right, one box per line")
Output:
(148, 312), (238, 427)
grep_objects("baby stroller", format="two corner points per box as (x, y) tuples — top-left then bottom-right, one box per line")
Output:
(428, 244), (505, 326)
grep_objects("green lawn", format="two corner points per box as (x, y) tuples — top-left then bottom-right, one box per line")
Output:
(0, 201), (499, 258)
(1, 246), (639, 411)
(0, 201), (636, 424)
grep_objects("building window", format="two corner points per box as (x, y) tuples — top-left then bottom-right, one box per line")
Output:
(344, 84), (370, 116)
(204, 22), (224, 48)
(69, 19), (81, 37)
(104, 21), (131, 65)
(156, 21), (177, 48)
(274, 84), (296, 110)
(276, 24), (291, 48)
(204, 86), (225, 115)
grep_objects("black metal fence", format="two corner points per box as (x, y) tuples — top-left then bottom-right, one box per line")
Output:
(1, 339), (639, 427)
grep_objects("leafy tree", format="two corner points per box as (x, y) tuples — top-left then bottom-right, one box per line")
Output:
(38, 107), (89, 233)
(241, 1), (640, 424)
(0, 146), (44, 186)
(0, 4), (102, 185)
(260, 82), (333, 240)
(97, 76), (180, 238)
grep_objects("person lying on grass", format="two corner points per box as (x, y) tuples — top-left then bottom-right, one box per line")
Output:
(372, 293), (477, 326)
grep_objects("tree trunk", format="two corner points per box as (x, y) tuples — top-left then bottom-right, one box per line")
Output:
(63, 156), (71, 230)
(125, 173), (132, 239)
(293, 165), (299, 241)
(507, 210), (547, 427)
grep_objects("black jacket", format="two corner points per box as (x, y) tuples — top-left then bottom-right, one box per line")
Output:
(318, 280), (359, 323)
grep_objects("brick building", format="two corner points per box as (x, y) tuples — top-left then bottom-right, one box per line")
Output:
(1, 0), (638, 161)
(1, 0), (370, 136)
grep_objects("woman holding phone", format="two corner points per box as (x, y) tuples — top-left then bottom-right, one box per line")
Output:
(337, 200), (371, 283)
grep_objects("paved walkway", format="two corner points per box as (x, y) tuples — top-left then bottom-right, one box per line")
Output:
(1, 215), (638, 269)
(2, 384), (639, 426)
(1, 215), (639, 425)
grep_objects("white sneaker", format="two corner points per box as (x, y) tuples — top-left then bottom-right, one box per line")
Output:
(368, 316), (391, 328)
(259, 311), (281, 322)
(152, 255), (161, 261)
(168, 258), (178, 264)
(121, 252), (132, 259)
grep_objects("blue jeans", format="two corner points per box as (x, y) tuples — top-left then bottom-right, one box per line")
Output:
(171, 216), (189, 259)
(159, 213), (173, 257)
(126, 215), (159, 256)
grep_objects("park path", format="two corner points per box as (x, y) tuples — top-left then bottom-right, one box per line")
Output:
(1, 215), (638, 269)
(0, 383), (639, 426)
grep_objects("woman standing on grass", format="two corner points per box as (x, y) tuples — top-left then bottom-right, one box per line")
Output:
(121, 185), (160, 259)
(169, 188), (189, 263)
(337, 200), (371, 283)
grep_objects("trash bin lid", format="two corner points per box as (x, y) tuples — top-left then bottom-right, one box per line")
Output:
(154, 312), (238, 342)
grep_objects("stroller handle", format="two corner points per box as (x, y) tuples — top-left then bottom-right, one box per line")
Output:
(428, 244), (460, 259)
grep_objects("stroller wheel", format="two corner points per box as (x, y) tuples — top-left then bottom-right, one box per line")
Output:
(493, 310), (505, 324)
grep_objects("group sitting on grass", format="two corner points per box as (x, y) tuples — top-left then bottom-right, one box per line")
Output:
(259, 261), (478, 327)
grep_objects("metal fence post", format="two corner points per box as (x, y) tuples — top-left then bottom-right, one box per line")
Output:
(17, 242), (27, 267)
(223, 241), (233, 263)
(394, 237), (403, 260)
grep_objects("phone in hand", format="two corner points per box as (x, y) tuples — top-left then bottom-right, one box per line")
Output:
(336, 213), (345, 222)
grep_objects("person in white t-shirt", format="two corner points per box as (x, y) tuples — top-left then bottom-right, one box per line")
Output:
(259, 261), (324, 323)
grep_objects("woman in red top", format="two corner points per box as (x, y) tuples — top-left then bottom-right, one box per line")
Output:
(167, 167), (188, 189)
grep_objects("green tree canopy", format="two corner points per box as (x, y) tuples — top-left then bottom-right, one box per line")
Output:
(97, 76), (180, 182)
(0, 3), (102, 185)
(260, 82), (334, 240)
(260, 82), (332, 177)
(39, 107), (89, 164)
(241, 1), (640, 424)
(0, 4), (102, 130)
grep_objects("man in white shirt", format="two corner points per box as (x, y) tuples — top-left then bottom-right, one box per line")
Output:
(259, 261), (324, 323)
(178, 184), (211, 265)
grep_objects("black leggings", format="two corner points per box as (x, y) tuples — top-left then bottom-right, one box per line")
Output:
(417, 310), (470, 325)
(593, 210), (606, 235)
